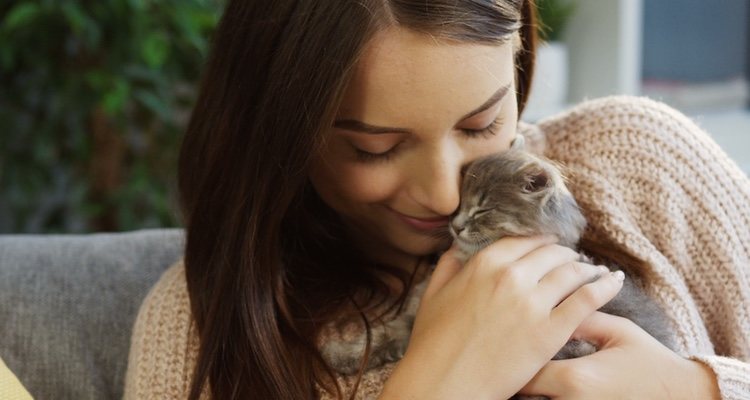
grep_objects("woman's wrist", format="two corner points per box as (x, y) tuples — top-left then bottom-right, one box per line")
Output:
(378, 352), (499, 400)
(378, 355), (424, 400)
(379, 353), (438, 400)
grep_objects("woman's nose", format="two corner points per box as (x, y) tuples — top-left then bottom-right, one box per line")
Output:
(409, 143), (464, 216)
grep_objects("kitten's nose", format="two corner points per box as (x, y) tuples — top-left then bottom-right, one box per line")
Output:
(450, 220), (465, 235)
(451, 214), (468, 236)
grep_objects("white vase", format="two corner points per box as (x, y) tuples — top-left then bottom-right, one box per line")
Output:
(524, 41), (569, 120)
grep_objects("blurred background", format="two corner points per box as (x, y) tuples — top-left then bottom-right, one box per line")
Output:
(1, 0), (748, 234)
(0, 0), (222, 233)
(526, 0), (750, 174)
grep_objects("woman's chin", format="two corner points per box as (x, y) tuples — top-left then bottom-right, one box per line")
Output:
(398, 231), (453, 256)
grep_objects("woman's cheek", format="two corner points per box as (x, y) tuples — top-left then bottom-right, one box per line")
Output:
(338, 163), (402, 203)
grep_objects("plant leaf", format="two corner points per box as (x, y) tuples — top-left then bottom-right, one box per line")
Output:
(133, 88), (170, 119)
(102, 78), (130, 116)
(3, 3), (41, 32)
(141, 32), (170, 68)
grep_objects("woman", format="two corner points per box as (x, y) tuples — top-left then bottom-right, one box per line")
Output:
(124, 0), (750, 399)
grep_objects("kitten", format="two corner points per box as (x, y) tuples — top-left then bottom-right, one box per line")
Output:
(320, 136), (677, 394)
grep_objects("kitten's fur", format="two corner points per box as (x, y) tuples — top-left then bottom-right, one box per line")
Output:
(321, 136), (676, 398)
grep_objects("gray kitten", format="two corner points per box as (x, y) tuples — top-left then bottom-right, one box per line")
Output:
(321, 136), (676, 397)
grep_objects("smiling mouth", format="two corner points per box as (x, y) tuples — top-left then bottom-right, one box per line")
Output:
(388, 208), (450, 231)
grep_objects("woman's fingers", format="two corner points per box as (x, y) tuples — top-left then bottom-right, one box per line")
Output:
(551, 270), (625, 333)
(537, 262), (609, 308)
(407, 235), (624, 400)
(569, 311), (633, 347)
(505, 244), (582, 285)
(465, 234), (559, 277)
(423, 245), (463, 300)
(429, 235), (564, 300)
(517, 358), (565, 398)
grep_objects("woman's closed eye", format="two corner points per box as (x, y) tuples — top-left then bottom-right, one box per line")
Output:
(460, 115), (503, 139)
(347, 133), (405, 162)
(353, 116), (505, 163)
(354, 142), (404, 162)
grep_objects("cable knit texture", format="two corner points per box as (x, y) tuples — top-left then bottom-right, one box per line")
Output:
(123, 96), (750, 399)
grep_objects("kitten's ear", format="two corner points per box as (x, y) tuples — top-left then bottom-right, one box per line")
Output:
(510, 134), (526, 151)
(522, 169), (549, 193)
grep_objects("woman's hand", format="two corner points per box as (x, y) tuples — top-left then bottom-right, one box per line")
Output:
(380, 235), (625, 400)
(518, 311), (722, 399)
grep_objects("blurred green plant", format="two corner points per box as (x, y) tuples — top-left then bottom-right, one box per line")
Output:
(0, 0), (223, 233)
(536, 0), (576, 42)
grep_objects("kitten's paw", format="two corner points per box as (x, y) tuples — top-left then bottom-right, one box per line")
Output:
(552, 339), (598, 360)
(320, 314), (414, 375)
(320, 340), (367, 375)
(381, 337), (408, 363)
(320, 336), (410, 375)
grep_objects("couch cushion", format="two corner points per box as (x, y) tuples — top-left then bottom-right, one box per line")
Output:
(0, 228), (185, 400)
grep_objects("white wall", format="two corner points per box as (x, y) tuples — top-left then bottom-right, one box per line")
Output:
(562, 0), (643, 102)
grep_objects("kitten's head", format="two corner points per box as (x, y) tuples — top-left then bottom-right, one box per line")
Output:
(450, 148), (586, 260)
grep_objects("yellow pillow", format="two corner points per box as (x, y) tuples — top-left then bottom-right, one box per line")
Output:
(0, 356), (33, 400)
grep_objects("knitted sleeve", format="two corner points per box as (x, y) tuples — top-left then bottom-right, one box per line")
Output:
(123, 260), (205, 399)
(535, 96), (750, 399)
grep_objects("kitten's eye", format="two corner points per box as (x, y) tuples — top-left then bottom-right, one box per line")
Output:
(471, 208), (492, 218)
(523, 171), (549, 193)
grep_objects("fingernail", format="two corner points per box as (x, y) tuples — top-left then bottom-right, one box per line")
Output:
(598, 265), (609, 273)
(611, 270), (625, 282)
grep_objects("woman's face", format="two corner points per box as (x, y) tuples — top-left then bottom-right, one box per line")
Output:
(309, 27), (519, 269)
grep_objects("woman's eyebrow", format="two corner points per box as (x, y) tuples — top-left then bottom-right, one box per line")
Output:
(332, 82), (512, 135)
(332, 119), (410, 135)
(458, 82), (511, 121)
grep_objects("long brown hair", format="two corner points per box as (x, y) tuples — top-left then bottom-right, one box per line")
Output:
(177, 1), (537, 398)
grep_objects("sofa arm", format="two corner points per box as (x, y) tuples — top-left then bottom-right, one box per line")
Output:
(0, 228), (184, 400)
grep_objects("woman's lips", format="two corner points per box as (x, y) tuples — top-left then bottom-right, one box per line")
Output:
(388, 208), (449, 231)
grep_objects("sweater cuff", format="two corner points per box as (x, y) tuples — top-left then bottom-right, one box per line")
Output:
(689, 354), (750, 400)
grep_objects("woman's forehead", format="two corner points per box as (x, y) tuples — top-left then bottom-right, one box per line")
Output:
(336, 27), (515, 129)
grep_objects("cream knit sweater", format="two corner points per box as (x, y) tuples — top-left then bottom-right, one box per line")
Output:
(124, 96), (750, 399)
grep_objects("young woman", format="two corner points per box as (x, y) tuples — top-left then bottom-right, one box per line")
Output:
(124, 0), (750, 399)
